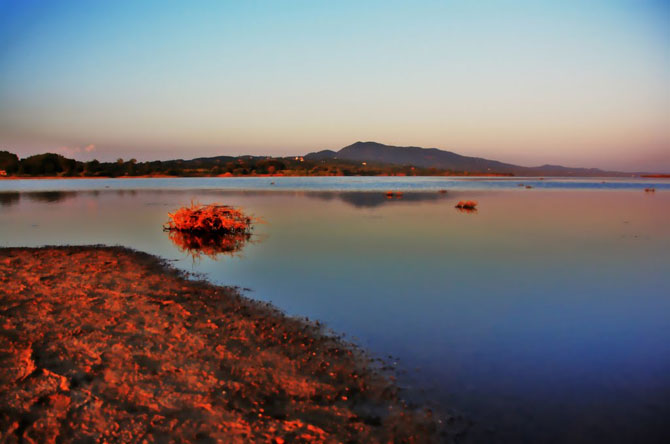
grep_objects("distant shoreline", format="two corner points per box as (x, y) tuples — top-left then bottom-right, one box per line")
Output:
(6, 144), (651, 178)
(1, 172), (658, 180)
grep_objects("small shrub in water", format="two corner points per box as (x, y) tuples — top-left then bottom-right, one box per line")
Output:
(455, 200), (477, 210)
(164, 203), (253, 234)
(164, 203), (256, 259)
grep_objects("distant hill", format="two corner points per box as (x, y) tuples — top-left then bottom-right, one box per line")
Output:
(1, 143), (647, 178)
(305, 141), (631, 176)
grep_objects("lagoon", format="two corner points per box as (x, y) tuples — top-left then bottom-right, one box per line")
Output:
(1, 177), (669, 442)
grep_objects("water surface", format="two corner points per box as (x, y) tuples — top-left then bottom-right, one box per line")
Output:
(2, 175), (670, 193)
(1, 178), (669, 443)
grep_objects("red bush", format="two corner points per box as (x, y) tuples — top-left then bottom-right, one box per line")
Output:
(164, 203), (253, 233)
(455, 200), (477, 210)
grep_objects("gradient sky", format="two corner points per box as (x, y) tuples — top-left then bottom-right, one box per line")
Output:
(1, 0), (668, 171)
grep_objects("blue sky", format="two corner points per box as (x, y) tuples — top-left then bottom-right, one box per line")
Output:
(0, 0), (668, 171)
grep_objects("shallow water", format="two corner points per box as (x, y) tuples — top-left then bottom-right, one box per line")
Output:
(2, 175), (670, 193)
(1, 178), (669, 443)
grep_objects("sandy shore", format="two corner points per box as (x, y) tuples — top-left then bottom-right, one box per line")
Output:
(0, 247), (439, 443)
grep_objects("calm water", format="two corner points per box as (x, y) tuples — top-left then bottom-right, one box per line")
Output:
(2, 175), (670, 192)
(1, 178), (669, 443)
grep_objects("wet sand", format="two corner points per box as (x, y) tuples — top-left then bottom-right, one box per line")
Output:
(0, 247), (439, 443)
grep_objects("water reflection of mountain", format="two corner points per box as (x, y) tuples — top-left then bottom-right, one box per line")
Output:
(0, 190), (138, 207)
(1, 189), (460, 209)
(0, 192), (20, 207)
(307, 191), (451, 208)
(26, 191), (79, 203)
(0, 191), (81, 206)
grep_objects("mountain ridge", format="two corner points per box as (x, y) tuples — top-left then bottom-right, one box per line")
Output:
(305, 141), (631, 176)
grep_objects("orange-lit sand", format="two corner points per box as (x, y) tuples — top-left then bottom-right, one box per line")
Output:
(0, 247), (438, 443)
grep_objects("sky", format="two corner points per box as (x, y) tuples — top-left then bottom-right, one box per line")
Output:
(0, 0), (668, 171)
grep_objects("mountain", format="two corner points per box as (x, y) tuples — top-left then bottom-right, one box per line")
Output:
(304, 149), (338, 161)
(305, 141), (629, 176)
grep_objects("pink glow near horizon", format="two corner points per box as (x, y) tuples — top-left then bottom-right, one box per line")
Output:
(0, 1), (668, 172)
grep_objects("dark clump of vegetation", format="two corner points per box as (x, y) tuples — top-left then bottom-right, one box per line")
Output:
(0, 151), (20, 174)
(19, 153), (79, 176)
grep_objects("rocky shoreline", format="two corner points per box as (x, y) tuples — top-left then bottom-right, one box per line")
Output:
(0, 246), (440, 443)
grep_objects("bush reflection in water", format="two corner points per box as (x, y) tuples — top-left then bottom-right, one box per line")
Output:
(167, 229), (253, 260)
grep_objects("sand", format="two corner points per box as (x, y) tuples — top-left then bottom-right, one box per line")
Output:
(0, 247), (439, 443)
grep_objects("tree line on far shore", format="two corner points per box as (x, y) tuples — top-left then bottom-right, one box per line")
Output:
(0, 150), (502, 178)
